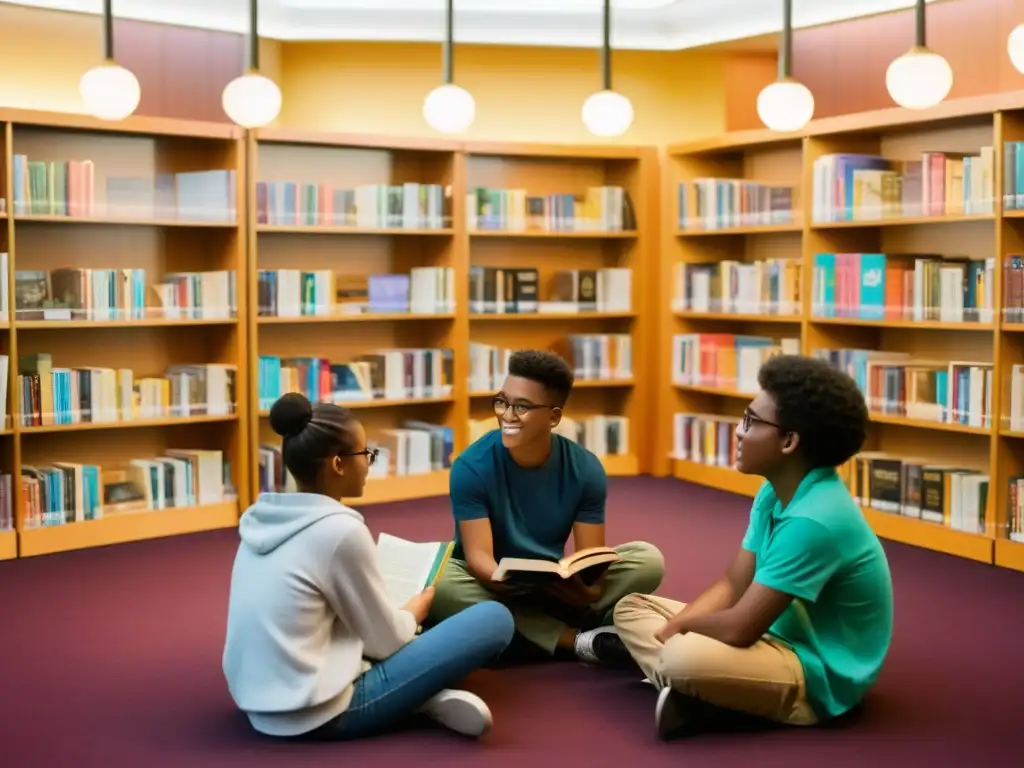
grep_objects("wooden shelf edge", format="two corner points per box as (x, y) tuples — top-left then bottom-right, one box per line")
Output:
(671, 459), (763, 497)
(17, 500), (240, 557)
(994, 538), (1024, 572)
(859, 508), (993, 563)
(0, 530), (17, 561)
(352, 470), (450, 506)
(601, 453), (639, 476)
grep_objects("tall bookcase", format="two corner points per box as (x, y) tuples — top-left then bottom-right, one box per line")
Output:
(659, 91), (1024, 573)
(248, 131), (655, 507)
(248, 129), (463, 506)
(0, 108), (249, 558)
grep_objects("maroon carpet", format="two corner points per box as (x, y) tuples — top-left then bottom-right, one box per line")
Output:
(0, 477), (1019, 767)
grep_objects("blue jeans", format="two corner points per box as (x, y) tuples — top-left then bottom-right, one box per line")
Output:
(307, 600), (514, 740)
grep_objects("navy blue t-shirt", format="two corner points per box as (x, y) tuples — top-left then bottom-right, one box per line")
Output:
(449, 429), (607, 562)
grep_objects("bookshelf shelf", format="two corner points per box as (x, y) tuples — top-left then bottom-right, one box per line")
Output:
(470, 230), (637, 239)
(0, 107), (249, 557)
(0, 530), (15, 560)
(18, 500), (240, 557)
(355, 469), (451, 506)
(660, 91), (1024, 569)
(469, 312), (638, 321)
(256, 313), (455, 325)
(18, 413), (238, 435)
(257, 225), (455, 236)
(676, 223), (802, 236)
(14, 214), (236, 228)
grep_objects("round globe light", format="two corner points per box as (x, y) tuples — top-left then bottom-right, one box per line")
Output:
(222, 71), (282, 128)
(423, 84), (476, 134)
(885, 46), (953, 110)
(1008, 24), (1024, 74)
(581, 89), (634, 138)
(79, 61), (141, 121)
(756, 78), (815, 132)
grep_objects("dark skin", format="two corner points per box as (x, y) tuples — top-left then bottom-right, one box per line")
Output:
(654, 389), (808, 647)
(458, 374), (606, 651)
(296, 420), (434, 622)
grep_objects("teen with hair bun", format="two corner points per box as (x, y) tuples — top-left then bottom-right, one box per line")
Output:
(222, 393), (515, 741)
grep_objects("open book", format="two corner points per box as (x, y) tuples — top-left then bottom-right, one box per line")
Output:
(492, 546), (621, 582)
(376, 532), (454, 607)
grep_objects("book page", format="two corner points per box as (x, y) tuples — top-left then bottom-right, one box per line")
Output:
(376, 532), (441, 607)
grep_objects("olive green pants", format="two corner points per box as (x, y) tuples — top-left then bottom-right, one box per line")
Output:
(428, 541), (665, 655)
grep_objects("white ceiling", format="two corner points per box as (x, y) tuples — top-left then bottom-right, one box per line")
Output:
(2, 0), (942, 50)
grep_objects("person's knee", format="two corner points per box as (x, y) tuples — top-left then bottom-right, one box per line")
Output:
(462, 601), (516, 652)
(612, 592), (647, 629)
(621, 541), (666, 592)
(659, 633), (710, 683)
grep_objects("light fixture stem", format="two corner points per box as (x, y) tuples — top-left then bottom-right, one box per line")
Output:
(443, 0), (454, 85)
(915, 0), (926, 47)
(250, 0), (261, 70)
(601, 0), (612, 90)
(103, 0), (114, 60)
(779, 0), (792, 79)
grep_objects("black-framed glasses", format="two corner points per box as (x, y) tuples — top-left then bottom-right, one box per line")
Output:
(741, 409), (786, 433)
(492, 396), (554, 419)
(340, 448), (379, 466)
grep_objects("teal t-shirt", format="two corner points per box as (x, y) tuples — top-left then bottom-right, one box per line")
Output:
(449, 429), (607, 561)
(741, 467), (894, 720)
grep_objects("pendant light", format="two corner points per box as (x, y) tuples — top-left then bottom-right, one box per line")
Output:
(79, 0), (141, 121)
(423, 0), (476, 135)
(222, 0), (282, 129)
(582, 0), (634, 138)
(756, 0), (814, 132)
(886, 0), (952, 110)
(1007, 22), (1024, 73)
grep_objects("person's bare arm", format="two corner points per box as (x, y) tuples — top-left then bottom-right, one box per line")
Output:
(665, 548), (755, 626)
(572, 521), (605, 552)
(459, 517), (500, 583)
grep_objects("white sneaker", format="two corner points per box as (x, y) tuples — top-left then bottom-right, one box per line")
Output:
(419, 689), (493, 737)
(654, 685), (690, 740)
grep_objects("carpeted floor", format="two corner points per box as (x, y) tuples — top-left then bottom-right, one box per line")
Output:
(0, 477), (1020, 767)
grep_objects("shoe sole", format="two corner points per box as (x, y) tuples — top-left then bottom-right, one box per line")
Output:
(426, 691), (493, 738)
(655, 685), (688, 740)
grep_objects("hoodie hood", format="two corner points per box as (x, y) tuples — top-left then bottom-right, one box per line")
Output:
(238, 492), (363, 555)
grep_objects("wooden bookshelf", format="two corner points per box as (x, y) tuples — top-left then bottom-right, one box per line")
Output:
(659, 91), (1024, 571)
(0, 107), (248, 557)
(248, 132), (654, 507)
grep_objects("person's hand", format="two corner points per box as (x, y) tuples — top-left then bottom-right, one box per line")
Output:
(402, 586), (435, 625)
(544, 575), (602, 608)
(654, 618), (682, 644)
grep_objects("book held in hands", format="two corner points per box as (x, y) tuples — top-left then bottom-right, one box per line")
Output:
(375, 532), (454, 607)
(491, 546), (621, 583)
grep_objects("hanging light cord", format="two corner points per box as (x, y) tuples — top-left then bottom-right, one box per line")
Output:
(915, 0), (926, 47)
(778, 0), (791, 79)
(443, 0), (454, 85)
(601, 0), (612, 90)
(102, 0), (113, 59)
(250, 0), (261, 70)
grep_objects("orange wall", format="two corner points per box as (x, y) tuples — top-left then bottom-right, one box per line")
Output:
(0, 5), (725, 147)
(277, 42), (727, 146)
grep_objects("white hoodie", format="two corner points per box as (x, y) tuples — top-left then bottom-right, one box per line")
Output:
(222, 492), (418, 737)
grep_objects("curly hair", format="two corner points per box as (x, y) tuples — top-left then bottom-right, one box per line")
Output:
(507, 349), (575, 406)
(757, 354), (868, 469)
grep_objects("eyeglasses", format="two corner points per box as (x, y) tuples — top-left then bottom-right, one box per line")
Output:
(741, 409), (786, 433)
(492, 396), (554, 419)
(340, 448), (379, 466)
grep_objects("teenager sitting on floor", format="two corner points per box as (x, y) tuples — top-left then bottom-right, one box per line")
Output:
(614, 354), (894, 738)
(428, 349), (665, 665)
(222, 393), (514, 741)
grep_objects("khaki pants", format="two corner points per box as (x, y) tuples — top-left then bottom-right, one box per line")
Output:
(429, 541), (665, 655)
(613, 593), (818, 726)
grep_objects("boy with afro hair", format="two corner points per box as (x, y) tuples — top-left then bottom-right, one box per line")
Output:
(614, 354), (894, 738)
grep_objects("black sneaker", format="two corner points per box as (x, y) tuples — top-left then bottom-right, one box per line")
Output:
(655, 685), (694, 739)
(573, 627), (637, 669)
